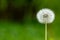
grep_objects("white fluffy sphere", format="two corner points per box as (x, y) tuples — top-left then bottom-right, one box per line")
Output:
(36, 8), (55, 24)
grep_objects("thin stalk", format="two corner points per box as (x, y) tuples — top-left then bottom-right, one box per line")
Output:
(45, 22), (47, 40)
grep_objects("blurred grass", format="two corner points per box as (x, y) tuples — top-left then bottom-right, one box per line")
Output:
(0, 20), (45, 40)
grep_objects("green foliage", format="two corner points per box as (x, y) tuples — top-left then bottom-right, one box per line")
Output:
(0, 0), (60, 40)
(0, 0), (7, 10)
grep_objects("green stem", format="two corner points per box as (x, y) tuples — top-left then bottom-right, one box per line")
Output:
(45, 22), (47, 40)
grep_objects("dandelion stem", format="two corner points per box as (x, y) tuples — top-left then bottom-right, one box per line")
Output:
(45, 21), (47, 40)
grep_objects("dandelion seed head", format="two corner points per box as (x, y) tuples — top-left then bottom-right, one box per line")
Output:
(37, 8), (55, 24)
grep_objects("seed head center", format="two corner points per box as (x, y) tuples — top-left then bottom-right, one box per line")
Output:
(43, 14), (48, 18)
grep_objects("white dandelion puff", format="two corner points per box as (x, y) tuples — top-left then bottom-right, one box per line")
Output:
(36, 8), (55, 40)
(36, 8), (55, 24)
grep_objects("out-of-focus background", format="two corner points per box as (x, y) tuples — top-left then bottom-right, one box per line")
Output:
(0, 0), (60, 40)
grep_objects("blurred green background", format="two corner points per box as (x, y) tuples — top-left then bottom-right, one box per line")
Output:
(0, 0), (60, 40)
